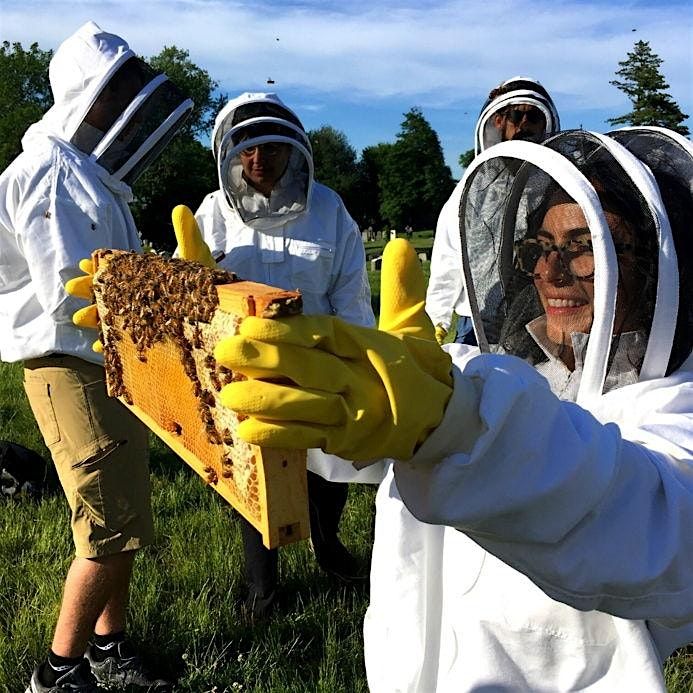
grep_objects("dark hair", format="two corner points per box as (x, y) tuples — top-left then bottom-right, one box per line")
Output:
(231, 102), (303, 130)
(655, 171), (693, 374)
(488, 78), (551, 103)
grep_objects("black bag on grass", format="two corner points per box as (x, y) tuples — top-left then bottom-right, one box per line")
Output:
(0, 440), (47, 499)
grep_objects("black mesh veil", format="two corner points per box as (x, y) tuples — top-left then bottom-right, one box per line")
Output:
(459, 131), (670, 403)
(473, 76), (560, 155)
(71, 56), (193, 184)
(607, 127), (693, 374)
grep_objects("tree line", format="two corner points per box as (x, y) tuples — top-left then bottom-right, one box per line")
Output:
(1, 38), (688, 252)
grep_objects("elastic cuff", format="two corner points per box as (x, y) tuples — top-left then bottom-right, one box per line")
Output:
(410, 362), (484, 465)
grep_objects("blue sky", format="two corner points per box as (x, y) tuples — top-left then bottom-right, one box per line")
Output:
(3, 0), (692, 178)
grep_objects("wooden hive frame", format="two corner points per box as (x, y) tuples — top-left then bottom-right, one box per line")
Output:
(91, 250), (309, 549)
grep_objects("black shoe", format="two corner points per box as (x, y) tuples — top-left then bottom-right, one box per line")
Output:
(25, 660), (106, 692)
(310, 538), (367, 583)
(85, 641), (171, 691)
(243, 588), (277, 622)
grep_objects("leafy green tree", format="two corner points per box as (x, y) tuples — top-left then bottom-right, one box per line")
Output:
(131, 47), (225, 251)
(459, 148), (475, 170)
(608, 40), (689, 135)
(308, 125), (362, 220)
(0, 41), (53, 171)
(378, 108), (454, 230)
(148, 46), (223, 138)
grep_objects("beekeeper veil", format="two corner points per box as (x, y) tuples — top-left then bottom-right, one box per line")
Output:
(213, 92), (313, 228)
(459, 130), (679, 406)
(607, 126), (693, 373)
(43, 21), (193, 186)
(474, 76), (560, 155)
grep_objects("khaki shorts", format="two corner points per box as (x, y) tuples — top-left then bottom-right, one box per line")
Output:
(23, 355), (153, 558)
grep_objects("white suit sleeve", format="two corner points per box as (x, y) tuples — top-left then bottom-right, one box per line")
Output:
(13, 155), (108, 324)
(327, 199), (375, 328)
(394, 351), (693, 625)
(425, 191), (465, 330)
(194, 192), (228, 259)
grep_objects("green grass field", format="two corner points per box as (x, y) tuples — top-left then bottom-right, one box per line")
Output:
(0, 359), (376, 692)
(0, 246), (691, 691)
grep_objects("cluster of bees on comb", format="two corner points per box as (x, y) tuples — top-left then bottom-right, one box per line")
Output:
(92, 251), (265, 515)
(95, 251), (237, 391)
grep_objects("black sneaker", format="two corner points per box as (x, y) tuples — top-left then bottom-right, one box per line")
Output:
(85, 641), (171, 691)
(243, 588), (277, 623)
(310, 538), (368, 583)
(25, 659), (106, 692)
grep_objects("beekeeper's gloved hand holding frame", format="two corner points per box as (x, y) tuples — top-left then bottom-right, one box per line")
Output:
(214, 239), (454, 462)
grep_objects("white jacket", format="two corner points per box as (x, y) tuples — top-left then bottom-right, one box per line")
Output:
(196, 181), (374, 328)
(0, 23), (143, 365)
(425, 185), (469, 331)
(366, 346), (693, 692)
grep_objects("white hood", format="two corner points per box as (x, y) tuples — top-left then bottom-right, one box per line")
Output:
(474, 75), (560, 155)
(459, 130), (682, 408)
(213, 92), (314, 229)
(23, 21), (193, 186)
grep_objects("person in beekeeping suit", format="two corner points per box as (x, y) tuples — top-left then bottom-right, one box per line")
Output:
(189, 92), (383, 620)
(0, 21), (193, 692)
(427, 76), (560, 347)
(208, 128), (693, 691)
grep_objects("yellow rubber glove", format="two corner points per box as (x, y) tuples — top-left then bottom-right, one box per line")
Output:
(64, 258), (102, 353)
(172, 204), (216, 268)
(214, 239), (453, 461)
(434, 324), (448, 345)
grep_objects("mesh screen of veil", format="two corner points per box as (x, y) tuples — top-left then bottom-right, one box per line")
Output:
(460, 132), (659, 393)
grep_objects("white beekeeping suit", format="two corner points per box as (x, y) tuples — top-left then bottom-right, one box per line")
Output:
(365, 130), (693, 691)
(0, 20), (192, 364)
(195, 92), (382, 483)
(426, 77), (560, 342)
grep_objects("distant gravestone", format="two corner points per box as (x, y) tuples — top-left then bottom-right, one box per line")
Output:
(389, 229), (397, 241)
(418, 252), (427, 264)
(370, 256), (383, 271)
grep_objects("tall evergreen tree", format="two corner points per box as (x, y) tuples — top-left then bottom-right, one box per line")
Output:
(358, 142), (393, 231)
(0, 41), (53, 171)
(378, 108), (454, 230)
(608, 40), (689, 135)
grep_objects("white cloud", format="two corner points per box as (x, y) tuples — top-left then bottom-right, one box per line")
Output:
(3, 0), (690, 172)
(4, 0), (690, 109)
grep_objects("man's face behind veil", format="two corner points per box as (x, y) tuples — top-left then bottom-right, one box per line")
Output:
(494, 104), (547, 143)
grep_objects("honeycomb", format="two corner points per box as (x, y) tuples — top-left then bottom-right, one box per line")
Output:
(92, 250), (309, 548)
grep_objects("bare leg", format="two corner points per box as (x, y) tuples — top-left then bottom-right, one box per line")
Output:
(51, 551), (136, 658)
